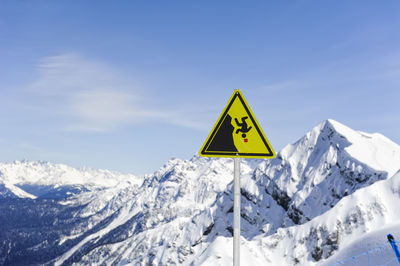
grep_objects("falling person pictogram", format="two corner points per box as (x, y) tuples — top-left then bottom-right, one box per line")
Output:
(235, 116), (252, 140)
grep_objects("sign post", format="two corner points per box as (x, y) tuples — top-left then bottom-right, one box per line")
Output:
(200, 90), (275, 265)
(233, 157), (240, 266)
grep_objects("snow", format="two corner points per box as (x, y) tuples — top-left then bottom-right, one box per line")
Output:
(0, 160), (140, 188)
(253, 170), (400, 265)
(2, 119), (400, 266)
(327, 119), (400, 177)
(3, 182), (36, 199)
(0, 160), (142, 199)
(192, 236), (268, 266)
(321, 222), (400, 266)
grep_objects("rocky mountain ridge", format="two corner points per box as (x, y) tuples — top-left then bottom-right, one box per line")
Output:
(1, 119), (399, 265)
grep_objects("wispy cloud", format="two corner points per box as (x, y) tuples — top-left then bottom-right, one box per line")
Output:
(28, 53), (205, 132)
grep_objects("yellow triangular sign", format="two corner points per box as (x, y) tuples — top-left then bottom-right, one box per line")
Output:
(200, 90), (275, 158)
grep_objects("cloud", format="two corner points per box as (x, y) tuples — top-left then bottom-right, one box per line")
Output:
(28, 53), (204, 132)
(31, 53), (124, 95)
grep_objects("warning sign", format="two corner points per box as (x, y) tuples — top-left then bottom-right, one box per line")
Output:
(200, 90), (275, 158)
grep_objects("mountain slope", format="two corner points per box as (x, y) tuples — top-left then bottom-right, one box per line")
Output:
(257, 119), (400, 226)
(54, 157), (256, 265)
(1, 119), (400, 266)
(260, 170), (400, 265)
(63, 119), (400, 265)
(321, 222), (400, 266)
(193, 170), (400, 265)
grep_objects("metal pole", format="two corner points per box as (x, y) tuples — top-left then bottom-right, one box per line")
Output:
(233, 157), (240, 266)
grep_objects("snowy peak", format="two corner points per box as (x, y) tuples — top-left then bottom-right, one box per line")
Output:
(0, 160), (139, 187)
(273, 119), (400, 188)
(253, 119), (400, 226)
(0, 160), (140, 199)
(322, 119), (400, 176)
(280, 119), (400, 176)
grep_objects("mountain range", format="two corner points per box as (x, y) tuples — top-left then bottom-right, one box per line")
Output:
(1, 119), (400, 265)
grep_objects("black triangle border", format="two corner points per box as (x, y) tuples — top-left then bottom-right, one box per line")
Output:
(200, 92), (274, 157)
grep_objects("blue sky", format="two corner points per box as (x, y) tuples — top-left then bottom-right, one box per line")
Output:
(1, 1), (400, 174)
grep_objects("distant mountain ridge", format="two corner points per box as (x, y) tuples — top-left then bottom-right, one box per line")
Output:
(0, 160), (140, 199)
(0, 119), (399, 265)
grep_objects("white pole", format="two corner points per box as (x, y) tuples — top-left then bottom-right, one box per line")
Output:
(233, 157), (240, 266)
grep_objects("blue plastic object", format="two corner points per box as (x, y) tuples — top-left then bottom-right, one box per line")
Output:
(387, 234), (400, 264)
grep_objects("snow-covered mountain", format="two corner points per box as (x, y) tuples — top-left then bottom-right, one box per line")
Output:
(0, 160), (140, 199)
(1, 119), (400, 265)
